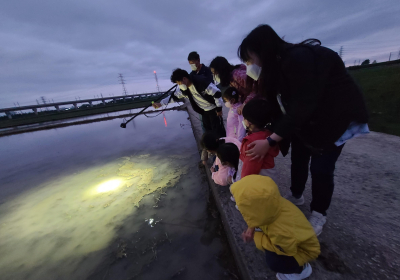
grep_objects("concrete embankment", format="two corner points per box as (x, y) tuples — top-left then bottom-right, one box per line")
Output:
(186, 103), (400, 280)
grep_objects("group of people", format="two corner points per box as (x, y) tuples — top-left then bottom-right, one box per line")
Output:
(153, 24), (369, 280)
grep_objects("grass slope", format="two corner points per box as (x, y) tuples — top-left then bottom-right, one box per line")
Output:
(349, 63), (400, 136)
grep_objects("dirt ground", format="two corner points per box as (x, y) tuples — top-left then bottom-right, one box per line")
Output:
(186, 102), (400, 280)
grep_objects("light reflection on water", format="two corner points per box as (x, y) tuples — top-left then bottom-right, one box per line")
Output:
(0, 111), (230, 280)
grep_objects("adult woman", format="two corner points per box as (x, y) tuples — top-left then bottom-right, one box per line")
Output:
(238, 25), (369, 236)
(209, 56), (256, 113)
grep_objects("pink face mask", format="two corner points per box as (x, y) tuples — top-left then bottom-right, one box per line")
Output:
(224, 102), (232, 108)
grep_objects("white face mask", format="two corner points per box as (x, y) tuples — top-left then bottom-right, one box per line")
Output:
(179, 84), (187, 91)
(242, 120), (249, 130)
(224, 102), (232, 108)
(246, 64), (262, 81)
(190, 64), (197, 71)
(214, 74), (220, 84)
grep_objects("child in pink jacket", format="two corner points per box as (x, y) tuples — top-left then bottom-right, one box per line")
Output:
(223, 87), (246, 142)
(201, 132), (241, 186)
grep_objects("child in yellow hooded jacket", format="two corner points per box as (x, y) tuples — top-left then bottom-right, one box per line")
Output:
(231, 175), (320, 280)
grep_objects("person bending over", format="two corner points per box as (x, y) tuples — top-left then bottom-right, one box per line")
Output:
(201, 132), (241, 186)
(153, 69), (226, 165)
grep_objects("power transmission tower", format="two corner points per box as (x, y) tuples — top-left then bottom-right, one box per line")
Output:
(40, 96), (48, 111)
(154, 71), (161, 92)
(398, 50), (400, 59)
(339, 46), (344, 59)
(118, 73), (128, 95)
(389, 52), (392, 61)
(354, 60), (357, 66)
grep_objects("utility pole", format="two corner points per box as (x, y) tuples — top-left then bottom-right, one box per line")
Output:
(339, 46), (344, 59)
(154, 71), (161, 92)
(389, 52), (392, 61)
(118, 73), (128, 95)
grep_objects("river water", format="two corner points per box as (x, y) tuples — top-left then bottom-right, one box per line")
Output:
(0, 110), (236, 280)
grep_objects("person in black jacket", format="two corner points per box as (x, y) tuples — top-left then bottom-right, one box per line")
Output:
(188, 51), (213, 82)
(153, 68), (226, 138)
(188, 51), (213, 134)
(237, 25), (369, 237)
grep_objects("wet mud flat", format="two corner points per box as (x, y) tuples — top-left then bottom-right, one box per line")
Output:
(0, 110), (238, 280)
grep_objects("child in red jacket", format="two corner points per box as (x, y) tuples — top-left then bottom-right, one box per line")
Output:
(240, 99), (279, 181)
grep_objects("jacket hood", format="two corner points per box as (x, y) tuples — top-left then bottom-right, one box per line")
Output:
(231, 175), (282, 227)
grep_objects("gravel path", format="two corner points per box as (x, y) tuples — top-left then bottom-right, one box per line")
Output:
(186, 102), (400, 280)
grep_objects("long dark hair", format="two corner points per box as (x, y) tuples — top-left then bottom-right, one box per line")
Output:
(216, 143), (240, 170)
(209, 56), (241, 87)
(238, 24), (321, 100)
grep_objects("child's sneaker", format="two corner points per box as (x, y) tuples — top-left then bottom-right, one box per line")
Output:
(276, 263), (312, 280)
(230, 196), (236, 202)
(284, 194), (305, 206)
(308, 211), (326, 236)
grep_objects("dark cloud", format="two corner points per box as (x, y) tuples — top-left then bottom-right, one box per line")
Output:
(0, 0), (399, 106)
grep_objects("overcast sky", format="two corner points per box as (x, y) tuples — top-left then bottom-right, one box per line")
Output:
(1, 0), (399, 108)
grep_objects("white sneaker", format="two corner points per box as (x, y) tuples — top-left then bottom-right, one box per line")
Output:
(308, 211), (326, 236)
(230, 195), (235, 202)
(276, 263), (312, 280)
(284, 194), (305, 206)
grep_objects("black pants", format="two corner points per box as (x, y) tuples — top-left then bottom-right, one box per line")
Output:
(202, 109), (226, 138)
(290, 136), (344, 216)
(265, 250), (303, 274)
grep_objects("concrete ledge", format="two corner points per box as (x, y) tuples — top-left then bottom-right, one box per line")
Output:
(185, 103), (400, 280)
(185, 104), (275, 279)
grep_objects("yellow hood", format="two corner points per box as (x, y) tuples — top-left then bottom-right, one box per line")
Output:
(231, 175), (282, 227)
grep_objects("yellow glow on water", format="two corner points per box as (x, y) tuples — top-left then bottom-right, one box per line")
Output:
(97, 179), (122, 193)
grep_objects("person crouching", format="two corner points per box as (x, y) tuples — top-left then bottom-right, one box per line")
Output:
(231, 175), (320, 280)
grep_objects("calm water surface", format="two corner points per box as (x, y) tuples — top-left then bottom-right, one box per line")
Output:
(0, 110), (235, 280)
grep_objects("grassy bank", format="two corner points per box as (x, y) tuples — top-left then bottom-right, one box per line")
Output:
(349, 63), (400, 136)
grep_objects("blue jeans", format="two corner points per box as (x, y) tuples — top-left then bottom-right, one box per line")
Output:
(290, 136), (344, 215)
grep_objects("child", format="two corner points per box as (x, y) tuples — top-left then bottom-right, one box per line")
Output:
(240, 99), (279, 181)
(223, 87), (246, 142)
(200, 132), (241, 186)
(216, 143), (241, 185)
(231, 175), (320, 280)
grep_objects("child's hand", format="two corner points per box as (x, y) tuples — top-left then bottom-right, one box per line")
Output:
(152, 102), (162, 109)
(210, 166), (215, 172)
(241, 227), (255, 243)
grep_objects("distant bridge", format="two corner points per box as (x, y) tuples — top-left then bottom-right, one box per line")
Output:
(0, 92), (166, 119)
